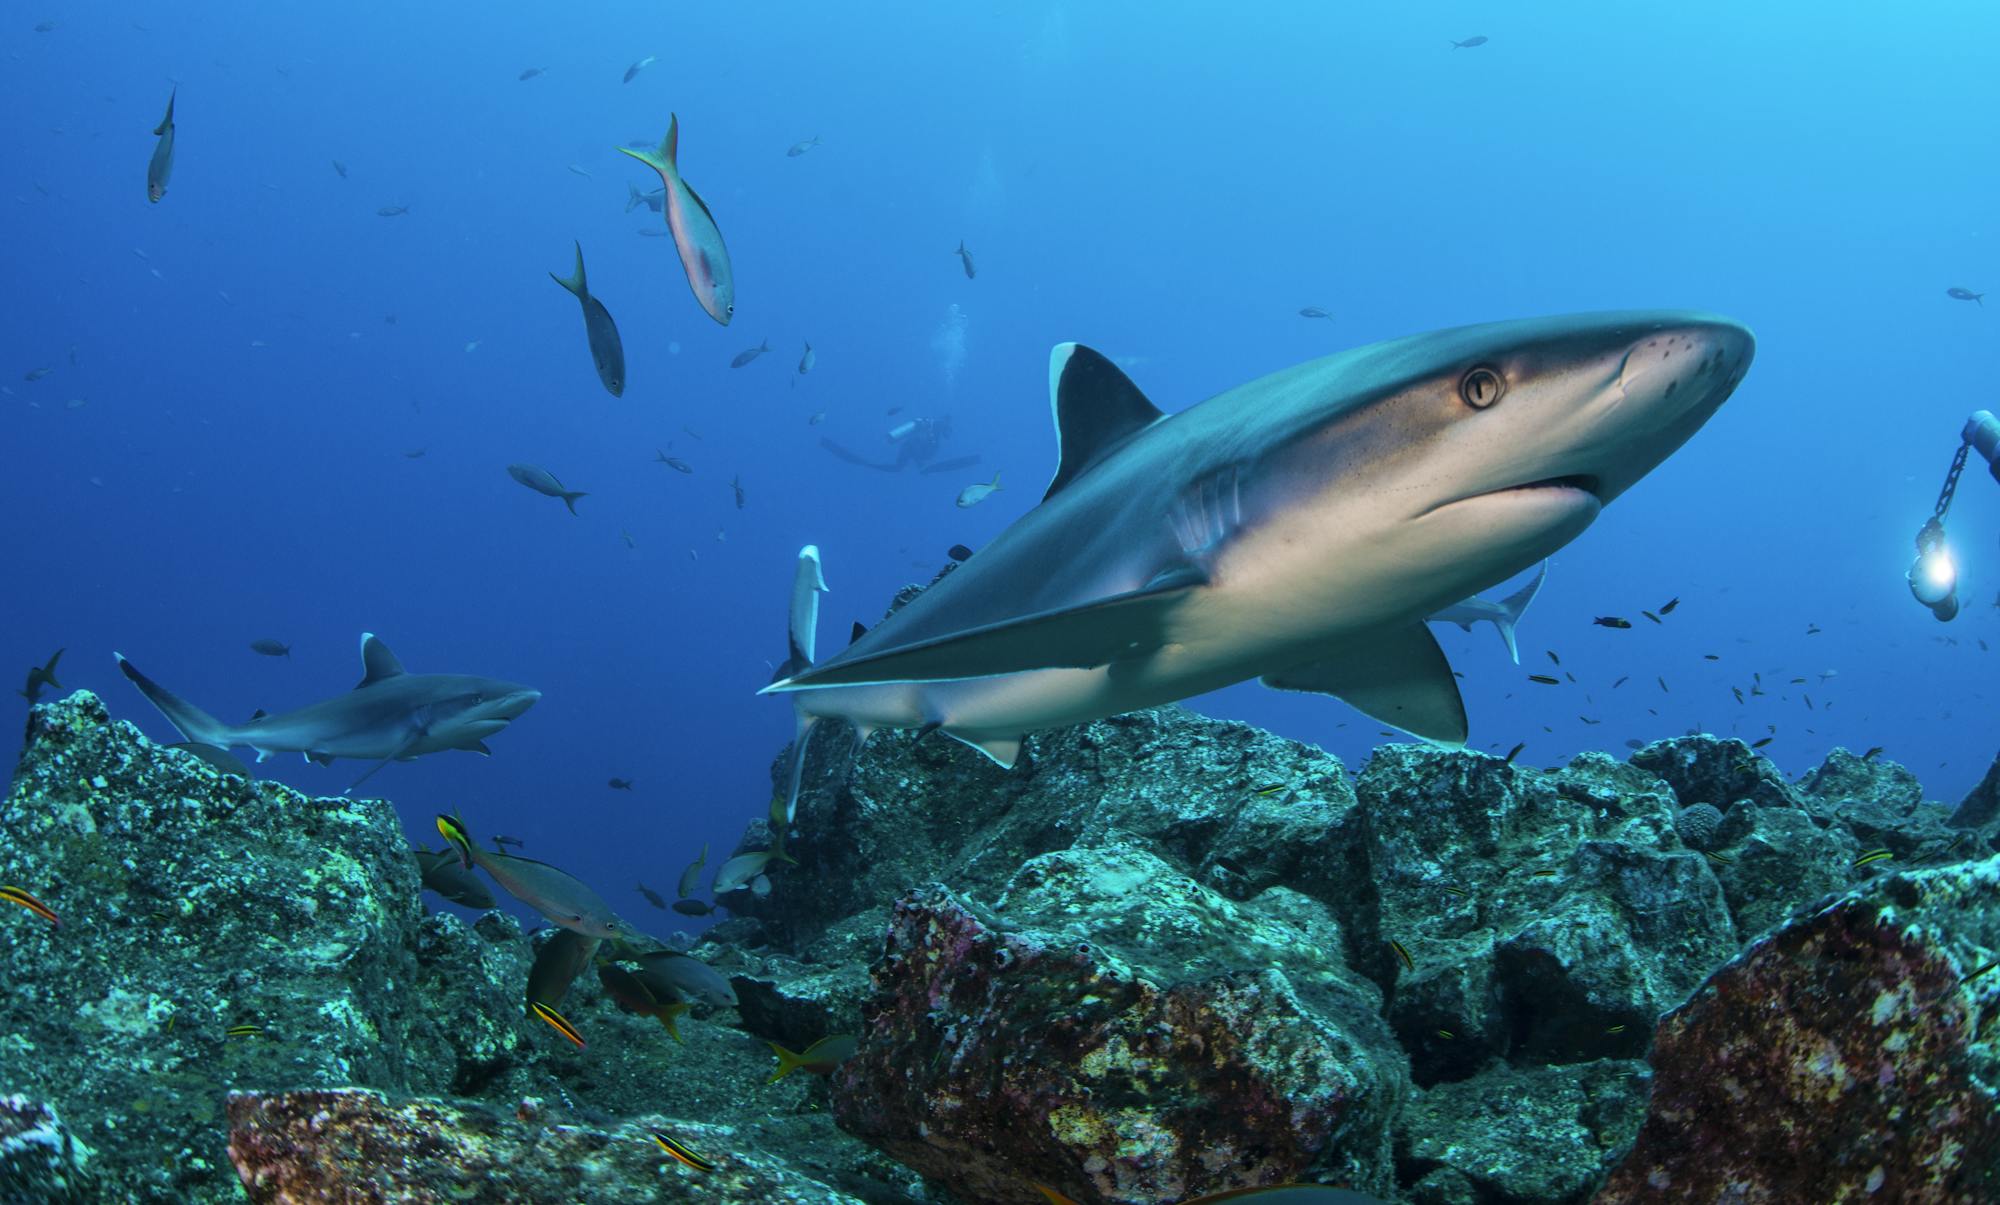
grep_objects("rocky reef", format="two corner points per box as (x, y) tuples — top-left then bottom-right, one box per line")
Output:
(3, 684), (1998, 1203)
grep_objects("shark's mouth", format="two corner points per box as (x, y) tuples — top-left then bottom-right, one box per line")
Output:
(1503, 473), (1601, 501)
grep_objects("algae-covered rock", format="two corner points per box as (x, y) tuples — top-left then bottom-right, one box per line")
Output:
(1400, 1060), (1649, 1203)
(225, 1087), (864, 1202)
(834, 857), (1406, 1205)
(1594, 856), (2000, 1203)
(0, 1095), (97, 1203)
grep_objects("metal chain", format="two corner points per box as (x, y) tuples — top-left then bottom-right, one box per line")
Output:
(1933, 444), (1971, 523)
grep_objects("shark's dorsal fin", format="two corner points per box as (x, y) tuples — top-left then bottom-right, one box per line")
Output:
(357, 633), (406, 688)
(1044, 343), (1163, 500)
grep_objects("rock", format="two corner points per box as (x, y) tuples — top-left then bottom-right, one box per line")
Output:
(1950, 750), (2000, 831)
(1671, 802), (1723, 850)
(1799, 747), (1956, 860)
(1628, 736), (1807, 816)
(224, 1087), (864, 1202)
(1594, 856), (2000, 1202)
(1400, 1061), (1650, 1203)
(0, 1095), (97, 1203)
(833, 848), (1407, 1204)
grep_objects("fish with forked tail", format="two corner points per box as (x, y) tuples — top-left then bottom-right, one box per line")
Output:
(618, 115), (734, 325)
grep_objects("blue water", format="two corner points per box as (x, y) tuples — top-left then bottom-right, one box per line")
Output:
(6, 1), (1996, 939)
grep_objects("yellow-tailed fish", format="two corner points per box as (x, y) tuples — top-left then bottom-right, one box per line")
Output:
(0, 885), (58, 926)
(766, 1033), (860, 1082)
(1853, 849), (1894, 868)
(1388, 940), (1414, 973)
(436, 814), (627, 940)
(530, 1000), (585, 1048)
(651, 1130), (715, 1172)
(147, 87), (176, 203)
(617, 115), (735, 326)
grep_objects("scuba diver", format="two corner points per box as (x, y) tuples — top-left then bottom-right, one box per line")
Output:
(819, 414), (982, 476)
(1908, 410), (2000, 621)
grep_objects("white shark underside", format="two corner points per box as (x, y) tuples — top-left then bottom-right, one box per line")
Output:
(765, 311), (1753, 767)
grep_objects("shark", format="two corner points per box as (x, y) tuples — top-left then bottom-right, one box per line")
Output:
(1429, 561), (1548, 665)
(762, 310), (1752, 787)
(116, 633), (539, 791)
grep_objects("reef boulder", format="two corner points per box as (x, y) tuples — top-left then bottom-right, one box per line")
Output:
(1595, 855), (2000, 1202)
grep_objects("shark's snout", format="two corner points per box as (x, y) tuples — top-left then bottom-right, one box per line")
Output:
(490, 689), (541, 721)
(1587, 316), (1753, 502)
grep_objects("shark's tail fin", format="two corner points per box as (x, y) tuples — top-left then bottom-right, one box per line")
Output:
(114, 653), (236, 747)
(771, 546), (830, 828)
(1487, 561), (1548, 665)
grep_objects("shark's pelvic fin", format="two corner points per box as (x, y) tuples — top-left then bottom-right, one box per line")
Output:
(1044, 343), (1165, 501)
(357, 633), (407, 688)
(944, 729), (1024, 769)
(766, 568), (1205, 691)
(1261, 624), (1469, 746)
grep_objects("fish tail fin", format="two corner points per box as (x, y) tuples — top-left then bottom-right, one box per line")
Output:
(655, 1001), (689, 1043)
(114, 653), (234, 746)
(624, 181), (643, 212)
(550, 241), (586, 297)
(561, 491), (587, 516)
(780, 713), (819, 830)
(773, 545), (829, 819)
(436, 812), (476, 869)
(155, 86), (175, 135)
(1489, 560), (1548, 665)
(1033, 1188), (1083, 1205)
(766, 1041), (806, 1082)
(616, 114), (679, 180)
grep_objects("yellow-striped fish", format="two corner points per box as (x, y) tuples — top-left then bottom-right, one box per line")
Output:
(1701, 850), (1735, 867)
(1529, 868), (1560, 878)
(1388, 939), (1414, 973)
(651, 1130), (715, 1172)
(225, 1024), (263, 1038)
(1252, 782), (1289, 797)
(0, 885), (58, 926)
(530, 1001), (585, 1048)
(1853, 849), (1894, 868)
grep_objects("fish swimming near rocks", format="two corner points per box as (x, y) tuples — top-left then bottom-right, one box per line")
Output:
(508, 463), (587, 515)
(1427, 562), (1547, 664)
(677, 843), (707, 898)
(762, 311), (1753, 765)
(631, 950), (737, 1008)
(117, 634), (539, 791)
(767, 1034), (858, 1082)
(147, 87), (176, 203)
(618, 115), (734, 325)
(18, 648), (64, 703)
(413, 847), (496, 909)
(549, 241), (626, 396)
(438, 814), (631, 940)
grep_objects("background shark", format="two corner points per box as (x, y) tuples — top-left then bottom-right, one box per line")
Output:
(767, 311), (1753, 769)
(1430, 562), (1548, 665)
(116, 633), (539, 791)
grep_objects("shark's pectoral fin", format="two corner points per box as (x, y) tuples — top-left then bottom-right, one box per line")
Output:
(944, 729), (1024, 769)
(765, 568), (1204, 691)
(1262, 624), (1468, 746)
(463, 740), (492, 756)
(305, 751), (335, 767)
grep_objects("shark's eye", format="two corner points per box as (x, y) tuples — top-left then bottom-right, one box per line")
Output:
(1459, 366), (1504, 409)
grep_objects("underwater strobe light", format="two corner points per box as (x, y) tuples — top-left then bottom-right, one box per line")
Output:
(1909, 410), (2000, 622)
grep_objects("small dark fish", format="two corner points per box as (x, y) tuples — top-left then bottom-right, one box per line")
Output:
(23, 367), (52, 381)
(492, 835), (525, 851)
(249, 639), (291, 658)
(1545, 650), (1561, 666)
(1529, 868), (1560, 878)
(597, 964), (689, 1040)
(225, 1024), (263, 1038)
(1805, 624), (1821, 635)
(413, 848), (496, 909)
(1731, 687), (1744, 704)
(767, 1034), (860, 1082)
(786, 135), (821, 157)
(1623, 738), (1644, 750)
(655, 451), (693, 473)
(1298, 306), (1331, 319)
(1703, 654), (1720, 661)
(1592, 617), (1631, 629)
(403, 448), (426, 459)
(623, 55), (656, 83)
(608, 778), (634, 791)
(1252, 782), (1290, 796)
(731, 475), (745, 509)
(1751, 737), (1774, 749)
(1450, 35), (1489, 48)
(955, 241), (976, 279)
(1862, 746), (1884, 761)
(636, 882), (667, 909)
(1503, 741), (1525, 763)
(331, 159), (347, 179)
(1853, 849), (1894, 868)
(676, 845), (708, 899)
(376, 205), (410, 217)
(1611, 675), (1629, 688)
(671, 898), (712, 917)
(147, 88), (176, 203)
(18, 648), (64, 704)
(1528, 674), (1560, 686)
(1946, 287), (1984, 306)
(34, 20), (56, 32)
(508, 463), (587, 515)
(1388, 939), (1414, 972)
(1658, 597), (1681, 614)
(729, 338), (770, 368)
(651, 1130), (714, 1171)
(798, 341), (815, 374)
(947, 544), (974, 563)
(1702, 850), (1735, 867)
(1435, 1029), (1455, 1040)
(1657, 677), (1669, 692)
(0, 885), (58, 926)
(1960, 961), (1999, 986)
(550, 241), (627, 397)
(1641, 611), (1661, 624)
(518, 67), (545, 80)
(530, 1000), (585, 1048)
(1438, 883), (1472, 900)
